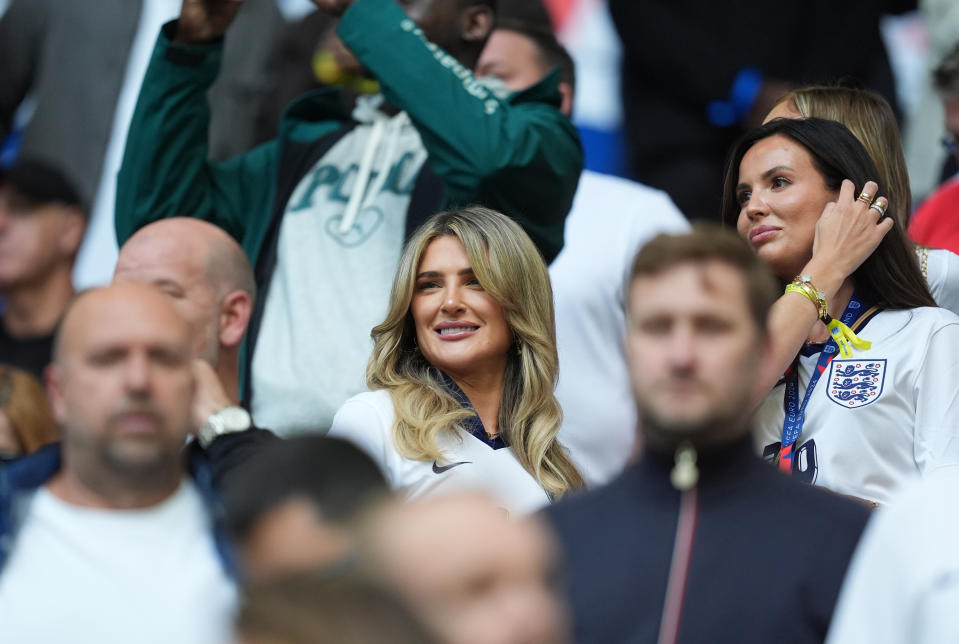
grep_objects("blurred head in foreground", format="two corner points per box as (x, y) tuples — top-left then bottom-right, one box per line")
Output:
(355, 493), (570, 644)
(236, 572), (437, 644)
(223, 435), (388, 583)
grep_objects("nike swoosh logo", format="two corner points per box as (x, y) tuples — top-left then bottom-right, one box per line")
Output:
(432, 461), (472, 474)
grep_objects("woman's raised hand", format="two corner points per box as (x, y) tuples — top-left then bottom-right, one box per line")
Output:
(806, 180), (894, 292)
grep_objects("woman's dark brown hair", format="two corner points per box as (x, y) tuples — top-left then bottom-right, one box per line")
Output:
(721, 118), (935, 310)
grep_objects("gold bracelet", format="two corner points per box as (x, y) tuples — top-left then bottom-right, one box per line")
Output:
(785, 275), (828, 321)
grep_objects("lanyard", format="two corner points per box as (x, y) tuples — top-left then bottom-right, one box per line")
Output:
(778, 294), (867, 474)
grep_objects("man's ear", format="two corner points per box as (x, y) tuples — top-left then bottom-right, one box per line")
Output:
(218, 290), (253, 349)
(57, 206), (87, 258)
(44, 364), (69, 426)
(460, 4), (493, 44)
(558, 81), (574, 118)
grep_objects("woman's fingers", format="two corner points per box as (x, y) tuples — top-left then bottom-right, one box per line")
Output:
(868, 196), (889, 220)
(838, 179), (856, 204)
(855, 180), (879, 206)
(875, 214), (895, 237)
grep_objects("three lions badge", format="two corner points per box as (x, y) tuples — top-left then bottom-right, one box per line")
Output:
(827, 359), (886, 408)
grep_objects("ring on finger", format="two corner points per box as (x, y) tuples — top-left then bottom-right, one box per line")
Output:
(869, 198), (888, 217)
(857, 191), (874, 204)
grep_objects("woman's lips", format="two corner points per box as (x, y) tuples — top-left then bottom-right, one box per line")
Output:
(749, 226), (781, 244)
(434, 324), (480, 340)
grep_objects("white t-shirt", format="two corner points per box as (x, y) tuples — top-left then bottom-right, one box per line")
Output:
(920, 247), (959, 316)
(252, 101), (427, 437)
(752, 306), (959, 505)
(550, 170), (689, 486)
(0, 480), (237, 644)
(826, 467), (959, 644)
(329, 390), (551, 515)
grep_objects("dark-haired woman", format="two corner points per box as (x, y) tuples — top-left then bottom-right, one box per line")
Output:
(723, 117), (959, 506)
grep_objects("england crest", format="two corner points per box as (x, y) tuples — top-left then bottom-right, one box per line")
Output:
(827, 359), (886, 409)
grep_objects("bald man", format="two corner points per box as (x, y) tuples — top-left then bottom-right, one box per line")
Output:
(114, 217), (255, 402)
(0, 284), (237, 643)
(114, 219), (276, 471)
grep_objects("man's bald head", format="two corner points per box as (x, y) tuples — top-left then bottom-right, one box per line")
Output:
(54, 283), (191, 365)
(47, 285), (195, 499)
(114, 218), (255, 367)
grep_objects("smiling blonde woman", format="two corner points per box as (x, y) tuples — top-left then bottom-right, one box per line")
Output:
(329, 206), (583, 513)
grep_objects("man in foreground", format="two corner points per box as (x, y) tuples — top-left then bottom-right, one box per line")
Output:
(546, 227), (871, 643)
(357, 493), (570, 644)
(0, 285), (236, 643)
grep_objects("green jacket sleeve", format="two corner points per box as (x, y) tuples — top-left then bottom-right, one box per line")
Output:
(336, 0), (582, 261)
(114, 23), (278, 259)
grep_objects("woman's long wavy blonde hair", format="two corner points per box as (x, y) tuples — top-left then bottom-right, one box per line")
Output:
(366, 206), (584, 498)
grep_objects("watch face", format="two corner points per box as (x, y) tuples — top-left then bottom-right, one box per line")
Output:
(218, 406), (252, 431)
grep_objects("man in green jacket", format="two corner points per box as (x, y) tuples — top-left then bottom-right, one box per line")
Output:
(115, 0), (582, 437)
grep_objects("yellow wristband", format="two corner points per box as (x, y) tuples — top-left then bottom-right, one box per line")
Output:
(785, 278), (828, 321)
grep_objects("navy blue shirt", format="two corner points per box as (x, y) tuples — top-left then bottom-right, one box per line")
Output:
(545, 435), (870, 644)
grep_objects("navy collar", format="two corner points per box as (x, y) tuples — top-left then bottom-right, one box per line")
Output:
(439, 372), (508, 450)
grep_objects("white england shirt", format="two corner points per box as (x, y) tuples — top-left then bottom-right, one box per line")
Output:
(329, 390), (551, 515)
(752, 306), (959, 505)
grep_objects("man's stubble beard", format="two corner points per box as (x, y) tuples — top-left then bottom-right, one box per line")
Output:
(636, 386), (752, 451)
(70, 409), (187, 495)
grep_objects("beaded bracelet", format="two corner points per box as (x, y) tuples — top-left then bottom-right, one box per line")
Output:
(785, 275), (828, 321)
(784, 275), (871, 358)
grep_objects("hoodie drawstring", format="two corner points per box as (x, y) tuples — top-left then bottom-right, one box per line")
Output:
(339, 113), (388, 235)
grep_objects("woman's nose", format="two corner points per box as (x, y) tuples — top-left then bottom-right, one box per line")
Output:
(440, 286), (465, 313)
(743, 191), (767, 219)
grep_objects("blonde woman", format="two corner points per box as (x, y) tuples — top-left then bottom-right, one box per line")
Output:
(764, 84), (959, 315)
(329, 206), (583, 514)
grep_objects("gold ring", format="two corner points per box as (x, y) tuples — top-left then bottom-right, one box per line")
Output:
(869, 201), (887, 217)
(857, 192), (874, 204)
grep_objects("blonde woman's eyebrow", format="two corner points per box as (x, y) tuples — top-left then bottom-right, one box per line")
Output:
(415, 268), (475, 279)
